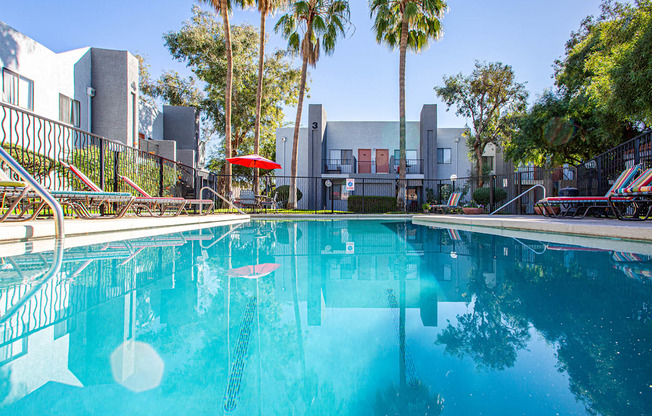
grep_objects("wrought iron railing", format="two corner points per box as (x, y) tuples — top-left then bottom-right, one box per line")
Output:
(322, 158), (356, 174)
(576, 131), (652, 196)
(390, 157), (423, 174)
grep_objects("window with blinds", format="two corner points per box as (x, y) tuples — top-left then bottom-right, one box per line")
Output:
(59, 93), (80, 127)
(2, 68), (34, 111)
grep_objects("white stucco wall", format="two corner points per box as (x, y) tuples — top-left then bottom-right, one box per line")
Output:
(275, 127), (309, 177)
(139, 98), (164, 140)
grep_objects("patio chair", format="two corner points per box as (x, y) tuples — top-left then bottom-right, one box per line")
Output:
(536, 165), (642, 218)
(119, 175), (214, 216)
(430, 192), (462, 214)
(0, 169), (34, 222)
(607, 167), (652, 220)
(235, 189), (256, 209)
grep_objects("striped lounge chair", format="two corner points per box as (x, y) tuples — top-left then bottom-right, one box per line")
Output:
(430, 192), (462, 214)
(607, 167), (652, 220)
(119, 175), (214, 217)
(536, 165), (642, 218)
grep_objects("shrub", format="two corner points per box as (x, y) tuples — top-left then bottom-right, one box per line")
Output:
(272, 185), (302, 205)
(439, 184), (452, 204)
(347, 195), (397, 213)
(472, 187), (507, 206)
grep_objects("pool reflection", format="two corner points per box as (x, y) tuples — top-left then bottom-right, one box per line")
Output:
(0, 220), (650, 416)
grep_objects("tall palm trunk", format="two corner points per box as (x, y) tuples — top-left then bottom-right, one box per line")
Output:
(254, 10), (268, 197)
(288, 44), (310, 210)
(397, 16), (408, 212)
(222, 0), (233, 197)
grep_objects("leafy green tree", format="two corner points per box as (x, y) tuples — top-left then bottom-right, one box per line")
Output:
(435, 61), (527, 186)
(253, 0), (289, 196)
(371, 0), (448, 211)
(507, 1), (651, 167)
(557, 0), (652, 131)
(275, 0), (352, 209)
(162, 7), (301, 190)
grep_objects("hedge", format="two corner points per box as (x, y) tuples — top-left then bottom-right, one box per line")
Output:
(347, 195), (397, 213)
(472, 187), (507, 206)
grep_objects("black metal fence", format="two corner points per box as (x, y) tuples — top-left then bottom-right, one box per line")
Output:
(8, 100), (646, 217)
(576, 131), (652, 196)
(213, 166), (576, 215)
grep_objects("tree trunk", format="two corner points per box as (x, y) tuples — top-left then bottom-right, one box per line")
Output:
(397, 17), (408, 212)
(222, 0), (233, 198)
(475, 145), (484, 188)
(253, 11), (267, 197)
(288, 52), (309, 210)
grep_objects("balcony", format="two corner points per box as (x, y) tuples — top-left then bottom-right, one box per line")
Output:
(390, 157), (423, 174)
(323, 157), (356, 174)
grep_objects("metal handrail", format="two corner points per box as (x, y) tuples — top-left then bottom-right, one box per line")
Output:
(200, 186), (246, 215)
(490, 184), (546, 216)
(0, 239), (64, 324)
(0, 147), (65, 238)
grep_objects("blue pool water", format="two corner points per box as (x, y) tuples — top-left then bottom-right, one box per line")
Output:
(1, 219), (651, 415)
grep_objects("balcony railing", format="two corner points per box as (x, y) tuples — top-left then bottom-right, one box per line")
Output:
(323, 158), (356, 174)
(390, 157), (423, 174)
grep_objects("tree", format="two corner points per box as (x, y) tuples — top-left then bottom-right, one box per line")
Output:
(556, 0), (652, 131)
(202, 0), (239, 197)
(253, 0), (289, 196)
(435, 61), (527, 186)
(275, 0), (352, 209)
(507, 1), (651, 167)
(371, 0), (448, 211)
(162, 7), (301, 188)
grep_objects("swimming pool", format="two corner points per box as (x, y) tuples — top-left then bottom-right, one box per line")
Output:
(1, 219), (651, 415)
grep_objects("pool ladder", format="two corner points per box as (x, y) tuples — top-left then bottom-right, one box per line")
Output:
(0, 147), (65, 238)
(199, 186), (245, 215)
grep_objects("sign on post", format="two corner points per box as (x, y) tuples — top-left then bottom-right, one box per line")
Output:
(345, 178), (355, 191)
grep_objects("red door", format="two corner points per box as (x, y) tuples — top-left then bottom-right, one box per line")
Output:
(358, 149), (371, 173)
(376, 149), (389, 173)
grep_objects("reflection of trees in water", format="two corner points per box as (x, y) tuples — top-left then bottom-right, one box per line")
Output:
(436, 247), (652, 416)
(509, 262), (652, 416)
(436, 267), (530, 371)
(373, 382), (443, 416)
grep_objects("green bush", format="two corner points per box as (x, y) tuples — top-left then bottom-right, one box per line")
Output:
(347, 195), (397, 213)
(439, 184), (453, 204)
(472, 187), (507, 206)
(272, 185), (302, 206)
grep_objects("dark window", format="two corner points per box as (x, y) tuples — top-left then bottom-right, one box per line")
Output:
(437, 148), (452, 164)
(59, 94), (81, 127)
(482, 156), (494, 171)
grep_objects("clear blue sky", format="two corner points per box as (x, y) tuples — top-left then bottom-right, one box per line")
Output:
(1, 0), (605, 127)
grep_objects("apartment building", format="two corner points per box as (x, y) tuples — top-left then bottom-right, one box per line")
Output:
(0, 20), (203, 169)
(276, 104), (510, 210)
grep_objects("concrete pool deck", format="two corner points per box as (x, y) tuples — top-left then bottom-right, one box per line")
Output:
(411, 214), (652, 243)
(0, 214), (249, 248)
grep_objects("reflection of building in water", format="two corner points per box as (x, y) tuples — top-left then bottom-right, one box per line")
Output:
(0, 231), (211, 406)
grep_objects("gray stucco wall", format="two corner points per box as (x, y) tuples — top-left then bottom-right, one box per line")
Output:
(435, 128), (469, 180)
(91, 48), (138, 146)
(276, 126), (309, 177)
(163, 105), (199, 150)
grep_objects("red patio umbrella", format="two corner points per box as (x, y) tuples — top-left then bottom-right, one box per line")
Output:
(227, 263), (280, 279)
(227, 154), (281, 170)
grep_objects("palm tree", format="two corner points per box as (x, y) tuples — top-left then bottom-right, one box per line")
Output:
(370, 0), (448, 211)
(275, 0), (352, 209)
(204, 0), (236, 198)
(253, 0), (288, 197)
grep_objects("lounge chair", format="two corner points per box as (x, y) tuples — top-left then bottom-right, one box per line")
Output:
(535, 165), (642, 218)
(607, 167), (652, 220)
(119, 175), (214, 216)
(2, 165), (135, 221)
(430, 192), (462, 214)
